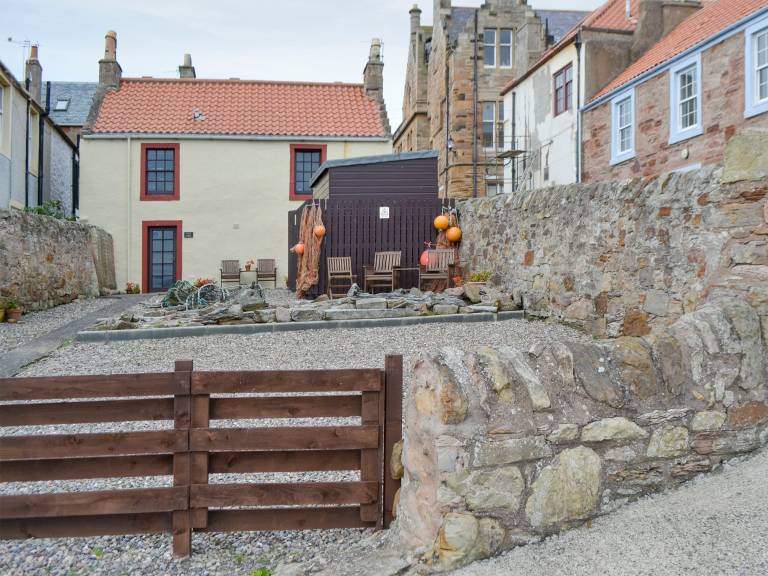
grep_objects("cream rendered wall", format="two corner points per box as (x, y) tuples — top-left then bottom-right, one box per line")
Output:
(504, 44), (581, 192)
(80, 137), (391, 290)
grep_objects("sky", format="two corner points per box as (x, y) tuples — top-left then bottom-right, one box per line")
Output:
(1, 0), (604, 130)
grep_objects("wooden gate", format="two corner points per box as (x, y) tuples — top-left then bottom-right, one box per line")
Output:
(0, 357), (403, 557)
(288, 197), (455, 296)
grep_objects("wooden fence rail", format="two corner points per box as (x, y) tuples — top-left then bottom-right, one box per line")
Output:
(0, 356), (403, 557)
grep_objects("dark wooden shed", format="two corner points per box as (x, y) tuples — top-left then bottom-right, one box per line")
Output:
(288, 151), (452, 296)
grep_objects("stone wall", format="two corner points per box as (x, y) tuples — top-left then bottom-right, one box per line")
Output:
(0, 209), (116, 311)
(393, 295), (767, 572)
(459, 158), (768, 342)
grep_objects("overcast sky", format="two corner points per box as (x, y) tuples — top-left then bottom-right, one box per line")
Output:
(2, 0), (604, 129)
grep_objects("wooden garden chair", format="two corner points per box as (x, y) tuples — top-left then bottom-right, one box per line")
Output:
(256, 259), (277, 288)
(327, 256), (354, 299)
(363, 251), (401, 293)
(419, 249), (453, 292)
(220, 260), (241, 285)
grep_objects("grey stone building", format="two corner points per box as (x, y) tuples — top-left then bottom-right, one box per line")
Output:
(0, 47), (79, 214)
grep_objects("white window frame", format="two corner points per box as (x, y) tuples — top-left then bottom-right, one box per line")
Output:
(482, 102), (496, 149)
(0, 84), (4, 148)
(745, 16), (768, 118)
(483, 29), (496, 68)
(54, 99), (69, 111)
(610, 88), (635, 166)
(669, 53), (703, 145)
(499, 29), (513, 68)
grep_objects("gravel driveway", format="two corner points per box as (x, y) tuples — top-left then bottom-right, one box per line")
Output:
(0, 317), (589, 576)
(450, 449), (768, 576)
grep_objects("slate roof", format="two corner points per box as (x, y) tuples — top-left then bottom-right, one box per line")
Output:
(593, 0), (768, 101)
(91, 78), (388, 138)
(310, 150), (438, 186)
(41, 82), (98, 126)
(536, 9), (591, 42)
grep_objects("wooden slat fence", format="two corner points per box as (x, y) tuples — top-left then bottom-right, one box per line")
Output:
(288, 197), (455, 296)
(0, 357), (403, 557)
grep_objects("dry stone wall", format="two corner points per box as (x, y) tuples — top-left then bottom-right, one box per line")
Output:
(0, 209), (116, 311)
(394, 295), (767, 572)
(459, 148), (768, 341)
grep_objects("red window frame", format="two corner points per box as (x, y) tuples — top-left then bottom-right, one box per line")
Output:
(141, 220), (183, 293)
(553, 64), (573, 117)
(140, 143), (180, 201)
(289, 143), (327, 201)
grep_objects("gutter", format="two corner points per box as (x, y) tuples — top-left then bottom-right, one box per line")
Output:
(82, 133), (391, 143)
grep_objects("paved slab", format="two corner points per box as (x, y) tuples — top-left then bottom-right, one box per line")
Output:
(0, 295), (145, 377)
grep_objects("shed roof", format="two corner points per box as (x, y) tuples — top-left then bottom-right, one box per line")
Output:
(310, 150), (438, 187)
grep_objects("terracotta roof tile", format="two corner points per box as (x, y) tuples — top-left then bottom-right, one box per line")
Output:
(92, 78), (387, 138)
(593, 0), (768, 101)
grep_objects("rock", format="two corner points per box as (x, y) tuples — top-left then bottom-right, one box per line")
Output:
(355, 298), (388, 310)
(390, 440), (404, 480)
(623, 310), (651, 336)
(347, 284), (361, 298)
(472, 435), (552, 466)
(568, 343), (624, 408)
(275, 307), (292, 322)
(692, 430), (758, 455)
(467, 304), (498, 313)
(409, 287), (422, 297)
(646, 426), (689, 458)
(433, 304), (459, 315)
(727, 402), (768, 429)
(690, 411), (726, 432)
(437, 512), (478, 566)
(237, 287), (267, 311)
(253, 309), (276, 323)
(635, 408), (691, 426)
(290, 307), (323, 322)
(445, 466), (525, 511)
(439, 366), (468, 425)
(565, 299), (592, 321)
(444, 287), (465, 297)
(546, 424), (579, 444)
(581, 417), (648, 443)
(313, 294), (329, 303)
(525, 446), (602, 528)
(644, 289), (670, 316)
(610, 337), (658, 400)
(392, 487), (401, 518)
(464, 283), (484, 303)
(716, 298), (764, 390)
(604, 446), (638, 462)
(119, 312), (137, 322)
(323, 308), (421, 321)
(670, 457), (712, 479)
(505, 349), (551, 410)
(722, 131), (768, 183)
(436, 435), (467, 473)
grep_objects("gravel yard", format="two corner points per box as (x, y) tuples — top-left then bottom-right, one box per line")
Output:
(0, 297), (117, 353)
(0, 316), (591, 576)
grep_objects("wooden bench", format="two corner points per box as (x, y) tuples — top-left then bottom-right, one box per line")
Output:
(364, 251), (401, 293)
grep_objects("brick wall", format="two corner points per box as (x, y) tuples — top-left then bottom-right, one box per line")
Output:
(583, 32), (768, 183)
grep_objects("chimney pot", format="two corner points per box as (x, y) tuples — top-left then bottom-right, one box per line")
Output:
(179, 53), (196, 78)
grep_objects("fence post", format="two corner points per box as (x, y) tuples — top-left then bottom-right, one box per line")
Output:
(172, 360), (193, 558)
(382, 354), (403, 528)
(190, 368), (210, 530)
(360, 384), (381, 525)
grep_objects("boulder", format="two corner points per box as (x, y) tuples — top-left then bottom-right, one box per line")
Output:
(237, 287), (267, 311)
(290, 307), (323, 322)
(433, 304), (459, 315)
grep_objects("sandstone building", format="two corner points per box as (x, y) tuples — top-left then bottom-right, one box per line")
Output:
(582, 0), (768, 182)
(393, 0), (586, 198)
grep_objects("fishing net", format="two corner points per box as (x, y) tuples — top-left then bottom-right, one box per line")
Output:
(295, 204), (325, 298)
(161, 280), (233, 309)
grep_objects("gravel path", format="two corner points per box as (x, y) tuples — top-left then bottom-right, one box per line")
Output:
(0, 318), (590, 576)
(450, 449), (768, 576)
(0, 297), (117, 353)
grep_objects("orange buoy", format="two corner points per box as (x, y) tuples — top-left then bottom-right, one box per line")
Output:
(434, 214), (450, 231)
(294, 242), (305, 255)
(313, 224), (326, 238)
(419, 250), (430, 266)
(446, 226), (462, 243)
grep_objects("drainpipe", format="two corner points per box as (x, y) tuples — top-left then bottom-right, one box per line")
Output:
(575, 32), (583, 183)
(24, 85), (30, 207)
(444, 45), (451, 200)
(472, 9), (478, 198)
(37, 81), (51, 206)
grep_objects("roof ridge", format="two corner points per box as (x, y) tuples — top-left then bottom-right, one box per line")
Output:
(120, 77), (365, 87)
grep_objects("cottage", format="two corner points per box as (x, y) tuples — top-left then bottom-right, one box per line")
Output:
(501, 0), (702, 192)
(394, 0), (586, 198)
(80, 32), (392, 292)
(0, 48), (78, 214)
(582, 0), (768, 182)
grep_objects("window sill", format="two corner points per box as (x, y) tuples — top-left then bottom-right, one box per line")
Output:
(745, 100), (768, 119)
(668, 125), (703, 146)
(140, 194), (180, 202)
(610, 151), (635, 166)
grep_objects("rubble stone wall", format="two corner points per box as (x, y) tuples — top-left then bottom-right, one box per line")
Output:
(0, 209), (116, 311)
(395, 296), (767, 572)
(459, 150), (768, 342)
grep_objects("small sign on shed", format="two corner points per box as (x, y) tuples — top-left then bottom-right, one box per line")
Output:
(379, 206), (390, 219)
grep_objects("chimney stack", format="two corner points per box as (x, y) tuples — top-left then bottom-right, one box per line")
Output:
(410, 4), (422, 36)
(25, 44), (43, 105)
(632, 1), (701, 60)
(179, 53), (196, 78)
(98, 30), (122, 89)
(363, 38), (391, 136)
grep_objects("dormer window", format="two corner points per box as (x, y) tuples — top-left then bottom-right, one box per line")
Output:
(54, 99), (69, 111)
